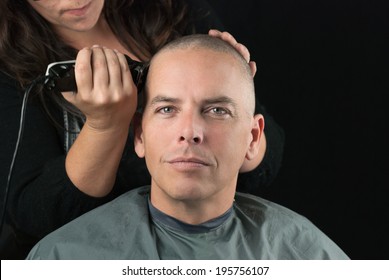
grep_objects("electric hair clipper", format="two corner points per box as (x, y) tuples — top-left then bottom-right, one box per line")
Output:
(44, 56), (147, 92)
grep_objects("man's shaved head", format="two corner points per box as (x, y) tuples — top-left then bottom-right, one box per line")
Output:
(147, 34), (255, 114)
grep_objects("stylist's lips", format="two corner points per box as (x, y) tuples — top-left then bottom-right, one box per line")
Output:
(65, 2), (91, 16)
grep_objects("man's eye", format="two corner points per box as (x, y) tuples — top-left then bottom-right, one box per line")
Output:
(210, 107), (228, 115)
(157, 106), (174, 114)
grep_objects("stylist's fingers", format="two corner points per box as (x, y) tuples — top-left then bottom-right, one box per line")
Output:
(209, 29), (249, 62)
(116, 51), (136, 93)
(209, 29), (237, 45)
(90, 46), (109, 91)
(103, 47), (122, 90)
(249, 61), (257, 77)
(74, 47), (93, 94)
(63, 47), (92, 105)
(209, 29), (256, 77)
(233, 42), (251, 63)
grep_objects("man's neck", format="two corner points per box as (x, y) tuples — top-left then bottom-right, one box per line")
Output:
(150, 184), (236, 225)
(148, 199), (234, 233)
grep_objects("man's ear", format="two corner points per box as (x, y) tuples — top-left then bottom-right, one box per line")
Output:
(133, 112), (145, 158)
(245, 114), (265, 161)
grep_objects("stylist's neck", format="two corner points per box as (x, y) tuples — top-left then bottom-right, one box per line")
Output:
(54, 15), (113, 50)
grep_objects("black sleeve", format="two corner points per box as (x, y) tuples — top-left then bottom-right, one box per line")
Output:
(237, 104), (285, 194)
(0, 73), (108, 258)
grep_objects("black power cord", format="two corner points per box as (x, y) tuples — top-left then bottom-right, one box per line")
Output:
(0, 75), (47, 237)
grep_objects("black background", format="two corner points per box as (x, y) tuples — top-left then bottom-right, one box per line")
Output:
(207, 0), (389, 259)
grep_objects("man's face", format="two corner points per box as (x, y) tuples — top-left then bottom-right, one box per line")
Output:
(135, 48), (261, 207)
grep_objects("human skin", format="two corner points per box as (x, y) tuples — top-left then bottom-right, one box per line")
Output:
(28, 0), (138, 196)
(134, 46), (264, 224)
(27, 0), (264, 197)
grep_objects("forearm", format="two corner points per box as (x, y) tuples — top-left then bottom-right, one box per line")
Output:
(65, 123), (130, 197)
(64, 47), (138, 197)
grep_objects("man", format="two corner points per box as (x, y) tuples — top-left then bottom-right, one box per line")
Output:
(27, 35), (348, 259)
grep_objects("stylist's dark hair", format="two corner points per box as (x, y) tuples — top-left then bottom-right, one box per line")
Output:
(0, 0), (191, 95)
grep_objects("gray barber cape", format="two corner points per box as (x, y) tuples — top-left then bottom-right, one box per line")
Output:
(27, 186), (349, 259)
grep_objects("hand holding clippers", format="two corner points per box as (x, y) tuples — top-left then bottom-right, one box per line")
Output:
(44, 55), (147, 92)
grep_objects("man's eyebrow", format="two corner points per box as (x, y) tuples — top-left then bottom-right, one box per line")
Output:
(149, 95), (181, 106)
(149, 95), (238, 108)
(203, 96), (238, 108)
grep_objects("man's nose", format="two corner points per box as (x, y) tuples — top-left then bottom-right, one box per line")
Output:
(178, 113), (204, 145)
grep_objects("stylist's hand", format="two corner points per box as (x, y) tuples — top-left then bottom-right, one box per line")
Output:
(62, 46), (137, 197)
(208, 29), (257, 77)
(63, 46), (137, 132)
